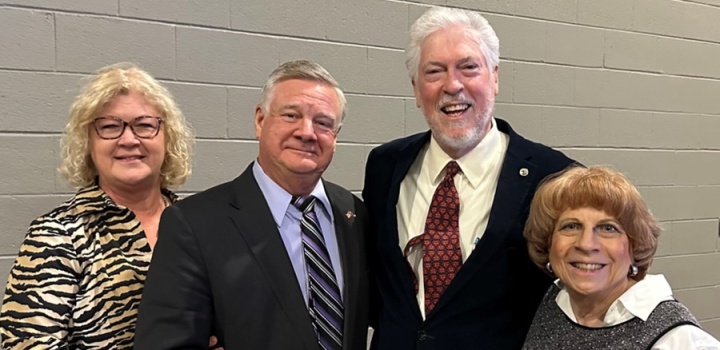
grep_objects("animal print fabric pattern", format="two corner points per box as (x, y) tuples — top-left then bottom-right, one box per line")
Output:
(0, 185), (177, 349)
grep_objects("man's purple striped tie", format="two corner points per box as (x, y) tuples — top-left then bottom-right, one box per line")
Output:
(294, 196), (344, 350)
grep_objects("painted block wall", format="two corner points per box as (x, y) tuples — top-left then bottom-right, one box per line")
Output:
(1, 0), (719, 337)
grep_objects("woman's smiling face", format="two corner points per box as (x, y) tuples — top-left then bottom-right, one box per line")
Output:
(549, 207), (634, 304)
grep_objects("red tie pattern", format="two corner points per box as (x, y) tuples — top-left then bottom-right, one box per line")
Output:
(405, 161), (463, 314)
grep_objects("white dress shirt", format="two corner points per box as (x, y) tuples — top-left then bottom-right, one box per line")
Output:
(397, 118), (509, 318)
(555, 274), (720, 349)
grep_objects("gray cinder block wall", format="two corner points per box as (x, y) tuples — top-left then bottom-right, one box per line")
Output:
(1, 0), (719, 337)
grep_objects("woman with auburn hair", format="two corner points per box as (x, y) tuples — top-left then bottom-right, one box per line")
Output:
(0, 62), (197, 349)
(522, 166), (719, 350)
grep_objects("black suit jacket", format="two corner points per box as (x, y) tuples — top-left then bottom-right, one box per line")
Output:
(135, 163), (371, 350)
(363, 119), (576, 350)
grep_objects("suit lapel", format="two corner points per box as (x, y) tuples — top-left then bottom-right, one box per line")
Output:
(325, 183), (360, 349)
(385, 132), (432, 320)
(385, 132), (431, 248)
(426, 124), (540, 318)
(228, 165), (318, 350)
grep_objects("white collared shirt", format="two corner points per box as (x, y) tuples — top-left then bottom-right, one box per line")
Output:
(397, 118), (509, 318)
(555, 274), (720, 349)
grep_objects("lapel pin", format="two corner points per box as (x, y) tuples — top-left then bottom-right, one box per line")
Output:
(519, 168), (529, 177)
(345, 211), (355, 219)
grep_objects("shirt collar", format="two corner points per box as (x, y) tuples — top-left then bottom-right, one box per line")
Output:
(554, 274), (674, 324)
(252, 160), (334, 227)
(425, 117), (503, 189)
(615, 274), (673, 321)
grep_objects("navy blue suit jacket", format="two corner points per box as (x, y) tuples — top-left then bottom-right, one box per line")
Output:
(363, 119), (576, 350)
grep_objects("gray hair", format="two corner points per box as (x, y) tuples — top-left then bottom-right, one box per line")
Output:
(259, 60), (347, 126)
(406, 7), (500, 83)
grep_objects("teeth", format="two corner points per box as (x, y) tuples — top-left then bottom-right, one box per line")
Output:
(572, 263), (604, 271)
(442, 104), (470, 113)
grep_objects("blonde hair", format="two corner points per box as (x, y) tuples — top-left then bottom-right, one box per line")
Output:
(524, 166), (661, 281)
(59, 62), (194, 189)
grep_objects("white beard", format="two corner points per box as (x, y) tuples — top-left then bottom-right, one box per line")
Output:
(428, 100), (494, 154)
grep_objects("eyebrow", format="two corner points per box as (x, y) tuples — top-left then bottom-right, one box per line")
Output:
(278, 104), (300, 110)
(458, 56), (475, 64)
(278, 105), (338, 120)
(315, 113), (338, 121)
(424, 56), (481, 68)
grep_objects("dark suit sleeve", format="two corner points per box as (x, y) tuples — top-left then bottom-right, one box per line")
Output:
(134, 205), (214, 350)
(362, 148), (382, 329)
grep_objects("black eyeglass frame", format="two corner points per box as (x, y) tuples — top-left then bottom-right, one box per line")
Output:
(92, 116), (164, 140)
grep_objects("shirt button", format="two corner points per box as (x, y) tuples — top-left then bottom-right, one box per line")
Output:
(417, 330), (428, 341)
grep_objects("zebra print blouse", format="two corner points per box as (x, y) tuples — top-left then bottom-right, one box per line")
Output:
(0, 185), (177, 349)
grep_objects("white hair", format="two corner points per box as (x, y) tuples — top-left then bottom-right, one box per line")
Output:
(406, 7), (500, 83)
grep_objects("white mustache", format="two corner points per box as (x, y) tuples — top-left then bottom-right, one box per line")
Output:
(437, 94), (473, 109)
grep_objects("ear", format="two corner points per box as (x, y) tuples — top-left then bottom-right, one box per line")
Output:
(492, 65), (499, 96)
(254, 105), (265, 139)
(411, 79), (421, 108)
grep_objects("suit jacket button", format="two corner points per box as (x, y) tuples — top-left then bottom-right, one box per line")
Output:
(417, 330), (428, 341)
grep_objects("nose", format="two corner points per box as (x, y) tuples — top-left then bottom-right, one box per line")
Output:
(294, 117), (317, 141)
(117, 124), (140, 145)
(443, 68), (463, 95)
(575, 228), (600, 252)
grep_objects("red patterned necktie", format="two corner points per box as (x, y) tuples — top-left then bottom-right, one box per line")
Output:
(405, 161), (463, 314)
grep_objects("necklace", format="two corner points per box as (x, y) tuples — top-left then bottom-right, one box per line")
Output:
(162, 195), (170, 208)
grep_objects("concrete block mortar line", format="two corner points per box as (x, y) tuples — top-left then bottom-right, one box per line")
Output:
(52, 10), (57, 70)
(556, 145), (720, 151)
(499, 102), (720, 117)
(6, 1), (720, 48)
(390, 0), (720, 46)
(0, 131), (63, 136)
(655, 251), (720, 259)
(0, 3), (117, 17)
(3, 3), (412, 51)
(679, 0), (720, 10)
(507, 59), (720, 83)
(674, 285), (720, 292)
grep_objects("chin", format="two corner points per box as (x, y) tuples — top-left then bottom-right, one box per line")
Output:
(283, 159), (319, 172)
(114, 172), (159, 187)
(434, 129), (481, 150)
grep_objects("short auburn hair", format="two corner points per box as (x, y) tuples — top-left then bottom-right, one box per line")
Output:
(524, 166), (661, 281)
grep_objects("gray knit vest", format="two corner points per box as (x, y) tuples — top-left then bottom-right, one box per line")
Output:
(522, 284), (699, 350)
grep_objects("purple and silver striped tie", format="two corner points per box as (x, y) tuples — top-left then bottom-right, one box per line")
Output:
(294, 196), (344, 350)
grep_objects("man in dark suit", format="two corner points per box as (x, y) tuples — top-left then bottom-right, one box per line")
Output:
(363, 7), (576, 350)
(135, 60), (370, 350)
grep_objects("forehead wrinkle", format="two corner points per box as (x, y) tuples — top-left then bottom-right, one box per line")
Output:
(277, 103), (300, 110)
(276, 102), (338, 121)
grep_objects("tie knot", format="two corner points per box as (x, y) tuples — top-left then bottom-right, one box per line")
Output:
(445, 161), (461, 178)
(292, 195), (317, 213)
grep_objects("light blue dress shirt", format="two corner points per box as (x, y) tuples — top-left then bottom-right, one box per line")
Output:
(252, 161), (344, 304)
